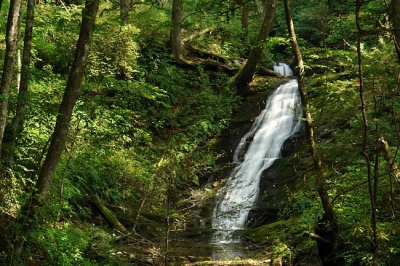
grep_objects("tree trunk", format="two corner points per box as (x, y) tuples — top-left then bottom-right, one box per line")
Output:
(241, 4), (249, 34)
(16, 49), (21, 92)
(35, 0), (98, 204)
(379, 137), (400, 181)
(379, 136), (399, 217)
(283, 0), (338, 263)
(120, 0), (130, 25)
(2, 0), (35, 161)
(0, 0), (23, 157)
(170, 0), (183, 60)
(391, 0), (400, 61)
(232, 0), (277, 95)
(12, 0), (99, 257)
(356, 0), (379, 264)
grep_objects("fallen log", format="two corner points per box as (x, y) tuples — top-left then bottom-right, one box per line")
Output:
(256, 66), (285, 77)
(196, 58), (237, 75)
(188, 45), (232, 65)
(91, 193), (129, 234)
(187, 46), (284, 77)
(172, 57), (237, 75)
(182, 28), (212, 44)
(307, 232), (330, 244)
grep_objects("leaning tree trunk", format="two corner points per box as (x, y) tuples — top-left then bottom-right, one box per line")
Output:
(2, 0), (36, 161)
(0, 0), (23, 157)
(36, 0), (98, 208)
(232, 0), (278, 95)
(356, 0), (379, 264)
(283, 0), (338, 263)
(170, 0), (183, 60)
(391, 0), (400, 61)
(12, 0), (99, 257)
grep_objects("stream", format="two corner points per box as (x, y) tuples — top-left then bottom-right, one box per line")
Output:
(210, 63), (301, 259)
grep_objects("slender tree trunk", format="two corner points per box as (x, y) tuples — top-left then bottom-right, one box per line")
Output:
(283, 0), (338, 263)
(391, 0), (400, 61)
(232, 0), (277, 94)
(164, 188), (170, 266)
(356, 0), (379, 264)
(379, 136), (398, 217)
(16, 49), (21, 92)
(0, 0), (23, 157)
(2, 0), (36, 161)
(12, 0), (99, 257)
(120, 0), (130, 25)
(36, 0), (98, 205)
(380, 136), (400, 181)
(170, 0), (183, 60)
(241, 4), (249, 34)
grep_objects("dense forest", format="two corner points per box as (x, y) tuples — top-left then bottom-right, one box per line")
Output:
(0, 0), (399, 265)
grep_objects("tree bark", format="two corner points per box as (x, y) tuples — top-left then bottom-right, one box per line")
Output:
(232, 0), (277, 95)
(356, 0), (379, 264)
(170, 0), (183, 60)
(16, 49), (21, 92)
(0, 0), (23, 157)
(2, 0), (36, 161)
(283, 0), (338, 263)
(379, 137), (400, 181)
(379, 136), (399, 217)
(391, 0), (400, 61)
(120, 0), (131, 25)
(241, 4), (249, 34)
(12, 0), (99, 257)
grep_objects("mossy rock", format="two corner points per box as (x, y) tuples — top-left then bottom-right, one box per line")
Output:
(245, 216), (319, 264)
(245, 216), (301, 245)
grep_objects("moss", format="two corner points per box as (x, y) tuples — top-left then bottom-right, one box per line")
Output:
(246, 216), (301, 245)
(245, 216), (318, 264)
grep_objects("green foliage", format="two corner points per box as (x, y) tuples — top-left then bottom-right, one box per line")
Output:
(30, 223), (118, 265)
(89, 5), (141, 79)
(32, 223), (91, 265)
(33, 5), (82, 73)
(271, 240), (292, 262)
(1, 0), (400, 264)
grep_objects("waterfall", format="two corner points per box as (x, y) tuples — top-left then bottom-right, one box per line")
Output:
(211, 64), (301, 245)
(273, 63), (293, 77)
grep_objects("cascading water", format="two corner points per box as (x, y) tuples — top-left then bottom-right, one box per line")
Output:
(273, 63), (293, 77)
(211, 64), (301, 249)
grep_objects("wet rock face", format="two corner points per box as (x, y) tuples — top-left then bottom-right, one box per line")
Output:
(213, 78), (290, 166)
(247, 132), (304, 228)
(208, 77), (305, 229)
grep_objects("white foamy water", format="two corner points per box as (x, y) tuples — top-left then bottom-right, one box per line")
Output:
(211, 64), (301, 245)
(274, 63), (293, 76)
